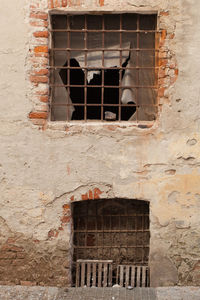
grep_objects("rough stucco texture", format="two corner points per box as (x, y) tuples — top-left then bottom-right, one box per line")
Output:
(0, 0), (200, 287)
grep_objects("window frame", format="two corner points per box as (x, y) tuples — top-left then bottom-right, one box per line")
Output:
(49, 12), (159, 123)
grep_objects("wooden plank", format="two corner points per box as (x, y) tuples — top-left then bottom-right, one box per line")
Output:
(98, 262), (102, 287)
(116, 265), (119, 285)
(125, 265), (130, 287)
(142, 266), (146, 287)
(120, 265), (124, 287)
(108, 263), (112, 287)
(76, 262), (80, 287)
(81, 262), (85, 287)
(87, 262), (91, 287)
(92, 263), (96, 287)
(131, 266), (136, 287)
(103, 263), (108, 287)
(136, 266), (141, 287)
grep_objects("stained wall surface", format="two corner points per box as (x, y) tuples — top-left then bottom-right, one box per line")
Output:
(0, 0), (200, 287)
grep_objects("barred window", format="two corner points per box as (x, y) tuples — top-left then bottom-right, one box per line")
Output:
(50, 14), (158, 122)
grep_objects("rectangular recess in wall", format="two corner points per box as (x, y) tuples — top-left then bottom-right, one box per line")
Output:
(49, 13), (158, 122)
(72, 199), (150, 286)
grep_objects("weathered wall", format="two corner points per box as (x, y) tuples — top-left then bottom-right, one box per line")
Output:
(0, 0), (200, 287)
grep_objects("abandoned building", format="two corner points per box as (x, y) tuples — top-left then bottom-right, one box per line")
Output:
(0, 0), (200, 290)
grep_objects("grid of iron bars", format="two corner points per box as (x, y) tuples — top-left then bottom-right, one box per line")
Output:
(72, 199), (150, 284)
(50, 14), (158, 121)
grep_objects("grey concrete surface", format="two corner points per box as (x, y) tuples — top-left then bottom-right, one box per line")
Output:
(0, 286), (200, 300)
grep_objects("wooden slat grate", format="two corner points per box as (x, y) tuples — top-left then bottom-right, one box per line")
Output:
(76, 259), (113, 287)
(116, 265), (149, 287)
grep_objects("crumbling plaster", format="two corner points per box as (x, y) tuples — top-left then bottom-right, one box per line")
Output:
(0, 0), (200, 287)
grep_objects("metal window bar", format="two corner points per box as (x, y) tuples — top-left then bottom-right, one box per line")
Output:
(50, 14), (158, 122)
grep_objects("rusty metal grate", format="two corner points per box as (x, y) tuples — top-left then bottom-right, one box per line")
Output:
(50, 14), (158, 122)
(72, 199), (150, 286)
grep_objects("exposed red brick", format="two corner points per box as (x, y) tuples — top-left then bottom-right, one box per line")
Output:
(34, 69), (49, 76)
(0, 260), (12, 266)
(6, 238), (18, 244)
(169, 33), (175, 39)
(40, 96), (49, 103)
(37, 104), (48, 112)
(161, 29), (167, 40)
(29, 111), (48, 119)
(36, 89), (49, 95)
(94, 188), (102, 199)
(1, 245), (24, 252)
(49, 0), (54, 9)
(30, 20), (48, 27)
(34, 46), (48, 53)
(175, 69), (179, 76)
(158, 68), (166, 78)
(160, 11), (169, 16)
(158, 78), (166, 85)
(99, 0), (104, 6)
(62, 0), (68, 6)
(34, 53), (49, 58)
(0, 252), (16, 259)
(158, 58), (168, 67)
(63, 204), (70, 212)
(70, 196), (74, 201)
(61, 216), (71, 224)
(88, 190), (93, 200)
(30, 119), (46, 126)
(34, 31), (49, 38)
(30, 75), (48, 83)
(48, 229), (58, 238)
(158, 87), (165, 97)
(81, 193), (88, 200)
(30, 13), (48, 20)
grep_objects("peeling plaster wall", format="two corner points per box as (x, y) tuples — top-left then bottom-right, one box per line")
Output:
(0, 0), (200, 287)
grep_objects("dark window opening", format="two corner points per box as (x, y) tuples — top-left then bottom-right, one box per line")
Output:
(59, 57), (136, 120)
(50, 14), (158, 122)
(72, 199), (150, 286)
